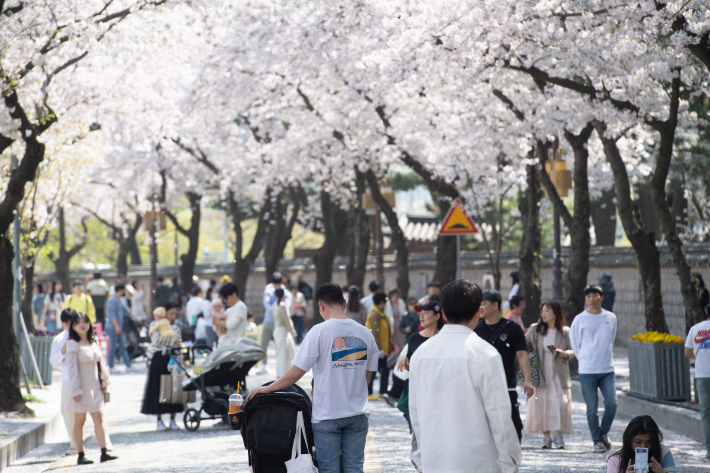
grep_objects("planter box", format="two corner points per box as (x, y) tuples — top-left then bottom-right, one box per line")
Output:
(628, 340), (690, 401)
(20, 336), (54, 385)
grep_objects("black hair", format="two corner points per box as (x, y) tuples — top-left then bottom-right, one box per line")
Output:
(35, 283), (44, 294)
(583, 284), (604, 297)
(612, 416), (663, 473)
(60, 308), (78, 324)
(275, 288), (285, 301)
(156, 276), (164, 283)
(72, 280), (83, 288)
(191, 286), (203, 297)
(510, 271), (519, 285)
(427, 281), (441, 289)
(69, 312), (96, 343)
(373, 292), (388, 306)
(93, 272), (102, 279)
(510, 295), (524, 309)
(247, 312), (254, 320)
(316, 283), (345, 307)
(440, 279), (483, 323)
(368, 280), (380, 293)
(131, 279), (138, 288)
(693, 273), (706, 290)
(163, 302), (178, 312)
(482, 289), (503, 311)
(347, 285), (360, 313)
(219, 283), (239, 299)
(272, 272), (283, 284)
(205, 287), (214, 300)
(388, 288), (400, 298)
(114, 283), (126, 293)
(50, 280), (61, 298)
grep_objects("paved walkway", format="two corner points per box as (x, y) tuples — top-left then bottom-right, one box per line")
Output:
(4, 342), (709, 473)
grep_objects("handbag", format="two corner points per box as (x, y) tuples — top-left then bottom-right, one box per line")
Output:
(159, 364), (195, 404)
(284, 411), (317, 473)
(515, 330), (540, 388)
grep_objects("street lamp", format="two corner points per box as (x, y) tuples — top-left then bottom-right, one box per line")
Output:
(545, 149), (572, 303)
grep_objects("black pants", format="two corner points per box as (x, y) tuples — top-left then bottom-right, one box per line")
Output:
(387, 375), (405, 399)
(368, 358), (389, 395)
(509, 390), (523, 442)
(95, 308), (105, 325)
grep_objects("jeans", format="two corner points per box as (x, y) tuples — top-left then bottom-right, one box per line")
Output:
(403, 413), (413, 434)
(579, 372), (618, 443)
(107, 330), (132, 369)
(697, 377), (710, 452)
(291, 315), (304, 344)
(368, 358), (389, 396)
(312, 414), (369, 473)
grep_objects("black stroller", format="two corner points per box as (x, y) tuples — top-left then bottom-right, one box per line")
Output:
(172, 338), (264, 432)
(237, 382), (315, 473)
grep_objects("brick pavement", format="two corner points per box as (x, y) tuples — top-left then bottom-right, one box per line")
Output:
(4, 342), (709, 473)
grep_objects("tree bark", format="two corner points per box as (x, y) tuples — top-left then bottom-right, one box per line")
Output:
(51, 208), (87, 291)
(179, 193), (201, 294)
(366, 170), (410, 299)
(592, 188), (617, 246)
(263, 189), (300, 281)
(594, 121), (669, 332)
(128, 231), (142, 266)
(433, 198), (458, 287)
(230, 193), (270, 299)
(346, 170), (370, 292)
(519, 149), (543, 327)
(21, 263), (35, 329)
(116, 237), (130, 277)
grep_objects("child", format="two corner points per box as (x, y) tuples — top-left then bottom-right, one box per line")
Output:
(245, 313), (259, 342)
(150, 307), (175, 338)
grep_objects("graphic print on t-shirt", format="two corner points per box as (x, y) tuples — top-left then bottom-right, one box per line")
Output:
(695, 330), (710, 346)
(332, 336), (368, 361)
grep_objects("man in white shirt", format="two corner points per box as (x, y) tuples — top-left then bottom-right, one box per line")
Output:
(359, 280), (379, 313)
(248, 284), (379, 473)
(685, 310), (710, 459)
(409, 279), (521, 473)
(569, 284), (618, 453)
(218, 283), (247, 340)
(186, 287), (206, 326)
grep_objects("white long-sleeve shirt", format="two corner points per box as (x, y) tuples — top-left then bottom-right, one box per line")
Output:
(50, 330), (70, 381)
(409, 324), (521, 473)
(225, 300), (247, 340)
(569, 309), (617, 374)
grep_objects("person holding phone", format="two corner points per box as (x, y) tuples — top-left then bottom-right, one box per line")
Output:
(524, 300), (574, 449)
(607, 415), (676, 473)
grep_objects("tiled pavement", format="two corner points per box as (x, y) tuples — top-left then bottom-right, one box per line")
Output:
(4, 342), (709, 472)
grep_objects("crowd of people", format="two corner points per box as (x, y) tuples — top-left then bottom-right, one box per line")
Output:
(43, 267), (706, 472)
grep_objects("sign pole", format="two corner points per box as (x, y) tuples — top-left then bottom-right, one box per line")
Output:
(438, 199), (477, 281)
(456, 234), (461, 280)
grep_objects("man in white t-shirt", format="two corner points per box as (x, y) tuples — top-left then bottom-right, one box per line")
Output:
(218, 283), (247, 340)
(186, 287), (207, 326)
(248, 283), (379, 473)
(569, 284), (618, 453)
(686, 312), (710, 459)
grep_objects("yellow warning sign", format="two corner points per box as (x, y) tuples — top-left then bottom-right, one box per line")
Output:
(439, 199), (478, 235)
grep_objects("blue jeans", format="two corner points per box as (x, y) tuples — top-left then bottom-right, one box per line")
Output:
(697, 377), (710, 452)
(579, 372), (618, 443)
(312, 414), (368, 473)
(292, 315), (304, 344)
(107, 330), (131, 369)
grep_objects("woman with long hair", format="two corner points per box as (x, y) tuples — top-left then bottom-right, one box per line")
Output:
(607, 415), (676, 473)
(65, 312), (117, 465)
(272, 288), (297, 377)
(524, 300), (574, 449)
(694, 273), (709, 319)
(346, 285), (367, 325)
(42, 280), (64, 332)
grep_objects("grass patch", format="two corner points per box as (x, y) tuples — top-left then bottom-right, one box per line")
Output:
(22, 394), (45, 403)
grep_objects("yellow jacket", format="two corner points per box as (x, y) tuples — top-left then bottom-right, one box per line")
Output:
(64, 293), (97, 324)
(366, 306), (391, 355)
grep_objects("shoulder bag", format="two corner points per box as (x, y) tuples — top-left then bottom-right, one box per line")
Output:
(515, 329), (540, 388)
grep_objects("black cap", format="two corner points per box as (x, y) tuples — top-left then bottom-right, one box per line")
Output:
(415, 300), (442, 313)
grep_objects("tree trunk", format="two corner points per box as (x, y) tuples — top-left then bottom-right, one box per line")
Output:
(519, 150), (543, 327)
(128, 233), (142, 266)
(636, 183), (660, 241)
(346, 171), (370, 292)
(264, 194), (287, 280)
(594, 121), (669, 332)
(366, 170), (410, 299)
(649, 75), (703, 327)
(592, 188), (617, 246)
(230, 194), (270, 299)
(21, 263), (35, 329)
(54, 207), (71, 291)
(0, 238), (32, 414)
(179, 192), (201, 294)
(433, 199), (457, 286)
(116, 237), (130, 277)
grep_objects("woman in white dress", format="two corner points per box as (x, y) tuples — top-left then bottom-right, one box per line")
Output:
(272, 288), (296, 378)
(524, 300), (574, 449)
(131, 281), (148, 322)
(65, 312), (117, 465)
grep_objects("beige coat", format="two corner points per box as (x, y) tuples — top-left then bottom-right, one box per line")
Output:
(525, 324), (575, 389)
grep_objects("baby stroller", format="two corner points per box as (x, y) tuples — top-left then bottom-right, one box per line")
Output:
(118, 316), (149, 362)
(178, 337), (264, 432)
(238, 382), (315, 473)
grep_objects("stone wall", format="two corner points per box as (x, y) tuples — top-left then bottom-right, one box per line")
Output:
(49, 243), (710, 344)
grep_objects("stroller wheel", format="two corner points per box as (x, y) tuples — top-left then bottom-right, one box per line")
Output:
(183, 408), (201, 432)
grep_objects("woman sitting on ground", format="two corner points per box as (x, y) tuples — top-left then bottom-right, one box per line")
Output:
(65, 312), (117, 465)
(607, 415), (676, 473)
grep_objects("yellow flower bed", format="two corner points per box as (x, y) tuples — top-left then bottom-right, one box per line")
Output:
(631, 331), (685, 344)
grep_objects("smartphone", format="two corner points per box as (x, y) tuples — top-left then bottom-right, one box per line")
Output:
(635, 447), (648, 468)
(547, 345), (556, 353)
(103, 392), (111, 403)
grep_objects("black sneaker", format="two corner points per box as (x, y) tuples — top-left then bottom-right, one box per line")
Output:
(77, 456), (94, 465)
(100, 452), (118, 463)
(601, 434), (611, 451)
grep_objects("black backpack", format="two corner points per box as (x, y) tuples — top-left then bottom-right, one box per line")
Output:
(241, 382), (315, 471)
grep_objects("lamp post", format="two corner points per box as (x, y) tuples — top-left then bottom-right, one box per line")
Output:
(545, 148), (572, 303)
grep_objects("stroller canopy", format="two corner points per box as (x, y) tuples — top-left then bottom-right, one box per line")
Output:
(201, 337), (265, 375)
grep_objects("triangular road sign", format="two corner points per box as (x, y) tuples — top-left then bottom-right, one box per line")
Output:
(439, 199), (478, 235)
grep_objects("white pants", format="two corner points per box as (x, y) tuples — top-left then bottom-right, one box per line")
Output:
(273, 326), (295, 378)
(62, 380), (113, 450)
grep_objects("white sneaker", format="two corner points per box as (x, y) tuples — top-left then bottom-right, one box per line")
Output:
(704, 450), (710, 460)
(256, 366), (267, 375)
(157, 419), (168, 432)
(593, 442), (607, 453)
(169, 419), (180, 431)
(541, 434), (552, 449)
(552, 433), (565, 449)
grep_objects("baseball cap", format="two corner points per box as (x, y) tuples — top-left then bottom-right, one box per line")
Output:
(415, 299), (442, 313)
